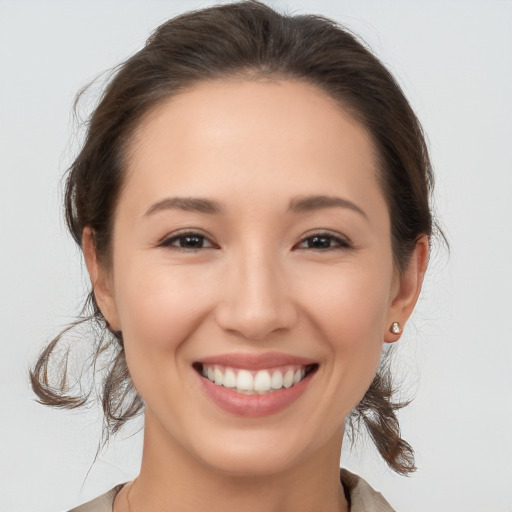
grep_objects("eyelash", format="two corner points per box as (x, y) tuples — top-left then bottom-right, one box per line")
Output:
(158, 230), (352, 252)
(296, 233), (352, 250)
(159, 231), (217, 251)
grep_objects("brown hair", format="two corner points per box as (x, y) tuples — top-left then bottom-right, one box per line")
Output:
(30, 0), (437, 475)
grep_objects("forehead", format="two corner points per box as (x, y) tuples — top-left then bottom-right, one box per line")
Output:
(122, 78), (384, 219)
(130, 77), (373, 160)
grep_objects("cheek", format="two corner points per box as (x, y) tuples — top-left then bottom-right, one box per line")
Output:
(309, 262), (391, 341)
(305, 261), (392, 395)
(112, 259), (211, 365)
(110, 259), (216, 420)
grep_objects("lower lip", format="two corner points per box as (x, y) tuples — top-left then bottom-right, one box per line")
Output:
(197, 370), (315, 417)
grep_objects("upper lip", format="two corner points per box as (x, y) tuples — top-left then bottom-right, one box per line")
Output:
(197, 352), (317, 370)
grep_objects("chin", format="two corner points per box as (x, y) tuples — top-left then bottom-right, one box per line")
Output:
(191, 430), (307, 478)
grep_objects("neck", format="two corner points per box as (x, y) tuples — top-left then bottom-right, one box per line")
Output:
(121, 409), (348, 512)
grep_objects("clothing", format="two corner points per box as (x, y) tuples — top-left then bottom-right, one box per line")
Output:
(68, 468), (395, 512)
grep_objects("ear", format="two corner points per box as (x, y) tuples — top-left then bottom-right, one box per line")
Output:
(384, 235), (429, 343)
(82, 227), (121, 331)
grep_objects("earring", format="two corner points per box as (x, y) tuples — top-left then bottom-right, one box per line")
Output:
(390, 321), (402, 335)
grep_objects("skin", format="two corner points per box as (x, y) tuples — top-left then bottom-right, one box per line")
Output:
(83, 79), (428, 512)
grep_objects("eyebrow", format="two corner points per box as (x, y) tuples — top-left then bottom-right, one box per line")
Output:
(144, 194), (367, 219)
(145, 197), (224, 216)
(288, 195), (368, 219)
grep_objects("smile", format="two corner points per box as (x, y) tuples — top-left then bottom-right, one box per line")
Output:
(196, 363), (317, 395)
(192, 353), (319, 416)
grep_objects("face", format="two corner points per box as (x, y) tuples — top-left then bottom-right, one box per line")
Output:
(86, 79), (424, 477)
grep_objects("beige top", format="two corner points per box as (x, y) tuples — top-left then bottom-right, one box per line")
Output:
(68, 468), (395, 512)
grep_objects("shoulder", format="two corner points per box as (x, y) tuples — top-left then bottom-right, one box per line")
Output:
(67, 484), (126, 512)
(340, 468), (396, 512)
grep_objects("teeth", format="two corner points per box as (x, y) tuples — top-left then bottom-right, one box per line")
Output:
(223, 368), (236, 388)
(201, 364), (311, 394)
(283, 369), (294, 388)
(214, 367), (223, 385)
(238, 389), (256, 395)
(254, 370), (271, 392)
(271, 371), (283, 389)
(293, 369), (303, 385)
(236, 370), (253, 390)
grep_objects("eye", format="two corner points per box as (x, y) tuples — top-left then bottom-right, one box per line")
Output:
(296, 232), (352, 250)
(159, 231), (216, 251)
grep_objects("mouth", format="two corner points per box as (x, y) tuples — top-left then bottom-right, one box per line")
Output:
(192, 362), (319, 396)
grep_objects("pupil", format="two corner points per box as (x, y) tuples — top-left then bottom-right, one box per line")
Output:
(184, 236), (202, 247)
(310, 236), (330, 248)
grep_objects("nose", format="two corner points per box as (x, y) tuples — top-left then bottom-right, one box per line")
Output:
(214, 247), (299, 341)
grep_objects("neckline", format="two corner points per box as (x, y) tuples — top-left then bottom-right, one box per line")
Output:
(105, 468), (393, 512)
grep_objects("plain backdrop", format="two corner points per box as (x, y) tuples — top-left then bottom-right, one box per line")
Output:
(1, 1), (511, 511)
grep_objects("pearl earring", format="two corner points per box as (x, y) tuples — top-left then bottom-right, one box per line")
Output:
(390, 321), (402, 335)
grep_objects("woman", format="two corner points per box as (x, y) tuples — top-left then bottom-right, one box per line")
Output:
(30, 1), (435, 510)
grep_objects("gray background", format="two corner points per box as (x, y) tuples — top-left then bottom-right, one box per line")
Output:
(1, 1), (511, 511)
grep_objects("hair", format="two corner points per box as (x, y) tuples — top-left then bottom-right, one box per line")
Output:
(30, 0), (437, 475)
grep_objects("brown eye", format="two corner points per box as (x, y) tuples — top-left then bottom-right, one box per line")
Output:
(159, 231), (215, 250)
(297, 233), (351, 250)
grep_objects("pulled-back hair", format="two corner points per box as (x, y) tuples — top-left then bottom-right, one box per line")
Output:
(30, 0), (436, 475)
